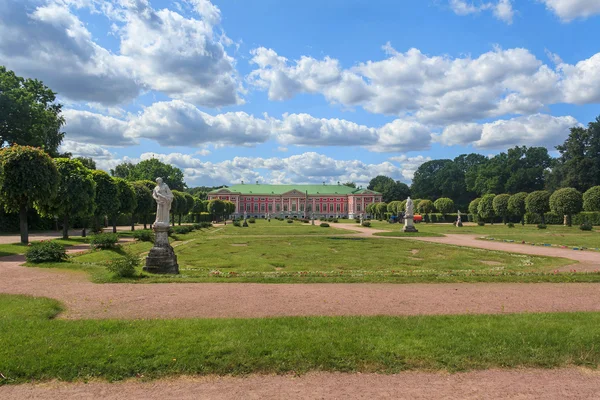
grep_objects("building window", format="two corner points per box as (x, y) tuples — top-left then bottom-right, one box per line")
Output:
(336, 204), (341, 212)
(261, 204), (265, 212)
(344, 204), (348, 212)
(292, 204), (297, 212)
(254, 204), (258, 211)
(268, 204), (273, 212)
(260, 198), (265, 201)
(300, 204), (304, 212)
(246, 204), (251, 211)
(357, 204), (361, 212)
(307, 204), (312, 212)
(329, 204), (334, 212)
(316, 204), (320, 212)
(284, 205), (288, 212)
(276, 204), (281, 212)
(336, 198), (341, 201)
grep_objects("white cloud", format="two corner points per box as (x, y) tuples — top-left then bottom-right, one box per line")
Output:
(62, 109), (135, 146)
(558, 53), (600, 104)
(448, 0), (514, 24)
(389, 155), (432, 180)
(0, 0), (242, 107)
(540, 0), (600, 21)
(437, 114), (580, 149)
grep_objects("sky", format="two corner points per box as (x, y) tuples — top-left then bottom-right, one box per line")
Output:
(1, 0), (600, 187)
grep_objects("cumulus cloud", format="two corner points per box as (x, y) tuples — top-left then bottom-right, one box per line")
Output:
(248, 44), (600, 125)
(437, 114), (579, 149)
(0, 0), (241, 107)
(63, 100), (433, 152)
(389, 155), (432, 180)
(540, 0), (600, 21)
(449, 0), (514, 24)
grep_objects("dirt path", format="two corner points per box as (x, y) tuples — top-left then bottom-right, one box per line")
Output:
(330, 223), (600, 271)
(2, 368), (599, 399)
(3, 254), (600, 319)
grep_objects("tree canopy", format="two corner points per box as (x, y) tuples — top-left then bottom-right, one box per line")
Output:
(111, 159), (186, 191)
(0, 67), (65, 156)
(367, 175), (410, 203)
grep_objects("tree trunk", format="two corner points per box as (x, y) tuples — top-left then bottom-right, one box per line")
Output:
(131, 214), (135, 231)
(19, 203), (28, 244)
(178, 214), (181, 226)
(63, 214), (69, 240)
(143, 214), (147, 230)
(112, 215), (117, 233)
(171, 213), (175, 227)
(541, 214), (546, 225)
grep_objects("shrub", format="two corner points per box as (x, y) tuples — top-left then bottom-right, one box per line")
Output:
(25, 241), (68, 263)
(549, 188), (583, 226)
(477, 221), (485, 226)
(478, 194), (496, 223)
(132, 229), (154, 242)
(193, 223), (203, 230)
(361, 221), (371, 227)
(247, 217), (256, 223)
(580, 222), (593, 231)
(287, 219), (293, 224)
(537, 224), (547, 229)
(492, 194), (511, 223)
(572, 212), (600, 226)
(302, 219), (310, 223)
(508, 192), (528, 223)
(507, 222), (515, 228)
(583, 186), (600, 212)
(434, 198), (454, 216)
(332, 218), (339, 223)
(172, 226), (192, 235)
(320, 223), (330, 228)
(106, 252), (139, 278)
(417, 199), (434, 215)
(90, 233), (119, 249)
(233, 220), (241, 227)
(526, 191), (551, 225)
(468, 198), (481, 222)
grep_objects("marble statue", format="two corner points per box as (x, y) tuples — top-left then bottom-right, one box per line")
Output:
(153, 178), (174, 227)
(405, 197), (414, 218)
(402, 197), (418, 233)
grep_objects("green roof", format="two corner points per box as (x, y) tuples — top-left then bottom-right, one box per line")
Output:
(208, 184), (381, 196)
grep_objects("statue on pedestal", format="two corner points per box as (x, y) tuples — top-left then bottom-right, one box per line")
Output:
(144, 178), (179, 274)
(402, 196), (418, 233)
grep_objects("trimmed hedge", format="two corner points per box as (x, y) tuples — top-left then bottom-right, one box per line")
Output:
(524, 211), (600, 225)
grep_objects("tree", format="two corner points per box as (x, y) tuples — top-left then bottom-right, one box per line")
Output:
(131, 181), (154, 230)
(375, 202), (388, 219)
(434, 198), (454, 217)
(368, 176), (395, 192)
(45, 158), (96, 239)
(110, 179), (137, 233)
(478, 194), (496, 224)
(417, 199), (434, 216)
(208, 199), (226, 221)
(111, 159), (186, 191)
(387, 201), (402, 217)
(74, 157), (96, 170)
(171, 190), (186, 226)
(191, 197), (206, 222)
(550, 188), (583, 226)
(92, 170), (120, 232)
(468, 198), (481, 221)
(525, 191), (550, 225)
(368, 175), (409, 203)
(583, 186), (600, 212)
(508, 192), (528, 224)
(0, 67), (65, 156)
(342, 182), (356, 188)
(492, 194), (511, 224)
(548, 117), (600, 193)
(0, 145), (59, 243)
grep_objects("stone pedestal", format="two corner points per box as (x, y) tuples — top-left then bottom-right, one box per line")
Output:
(144, 224), (179, 274)
(402, 216), (419, 233)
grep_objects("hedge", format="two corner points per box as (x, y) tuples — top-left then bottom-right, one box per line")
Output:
(525, 212), (600, 226)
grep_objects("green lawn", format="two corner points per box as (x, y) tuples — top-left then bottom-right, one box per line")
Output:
(1, 294), (599, 384)
(33, 228), (577, 283)
(0, 237), (89, 258)
(211, 219), (352, 235)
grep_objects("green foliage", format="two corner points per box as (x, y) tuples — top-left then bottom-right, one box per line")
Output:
(73, 157), (96, 170)
(248, 217), (256, 223)
(477, 221), (485, 226)
(507, 222), (515, 228)
(91, 170), (120, 218)
(115, 178), (137, 215)
(477, 194), (496, 222)
(319, 222), (330, 227)
(508, 192), (528, 220)
(468, 198), (481, 220)
(243, 220), (249, 227)
(525, 191), (551, 224)
(523, 212), (563, 225)
(106, 252), (139, 278)
(367, 176), (410, 203)
(572, 212), (600, 226)
(286, 219), (293, 224)
(583, 186), (600, 212)
(132, 230), (154, 242)
(172, 226), (192, 235)
(549, 188), (583, 226)
(361, 221), (371, 227)
(233, 220), (241, 227)
(191, 197), (206, 214)
(90, 233), (119, 249)
(580, 222), (593, 231)
(492, 194), (511, 223)
(207, 199), (226, 218)
(111, 159), (186, 191)
(131, 181), (154, 221)
(25, 241), (68, 263)
(433, 197), (454, 215)
(537, 224), (547, 229)
(375, 202), (388, 218)
(0, 66), (65, 156)
(417, 199), (434, 214)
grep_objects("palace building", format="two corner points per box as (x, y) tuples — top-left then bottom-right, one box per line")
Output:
(207, 183), (382, 219)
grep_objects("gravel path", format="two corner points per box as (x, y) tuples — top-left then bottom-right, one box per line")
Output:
(3, 255), (600, 319)
(2, 368), (599, 399)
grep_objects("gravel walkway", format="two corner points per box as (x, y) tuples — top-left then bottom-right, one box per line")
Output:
(2, 368), (599, 399)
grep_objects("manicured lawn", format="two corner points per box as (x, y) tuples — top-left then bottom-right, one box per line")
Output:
(35, 229), (577, 283)
(1, 294), (599, 384)
(373, 231), (444, 237)
(211, 219), (352, 236)
(0, 237), (89, 258)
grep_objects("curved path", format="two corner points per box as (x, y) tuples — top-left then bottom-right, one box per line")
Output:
(2, 368), (600, 399)
(330, 223), (600, 271)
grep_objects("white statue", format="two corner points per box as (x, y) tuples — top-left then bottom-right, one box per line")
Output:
(405, 197), (414, 218)
(153, 177), (174, 227)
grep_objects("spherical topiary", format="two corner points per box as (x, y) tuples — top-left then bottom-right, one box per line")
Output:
(583, 186), (600, 212)
(492, 194), (511, 223)
(417, 199), (434, 214)
(468, 198), (481, 220)
(549, 188), (583, 226)
(525, 191), (550, 224)
(434, 197), (454, 216)
(478, 194), (496, 223)
(508, 192), (528, 223)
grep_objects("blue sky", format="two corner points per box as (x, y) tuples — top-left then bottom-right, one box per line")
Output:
(1, 0), (599, 186)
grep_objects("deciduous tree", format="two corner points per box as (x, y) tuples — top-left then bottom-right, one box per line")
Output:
(583, 186), (600, 212)
(492, 194), (511, 224)
(549, 188), (583, 226)
(508, 192), (528, 224)
(525, 191), (551, 225)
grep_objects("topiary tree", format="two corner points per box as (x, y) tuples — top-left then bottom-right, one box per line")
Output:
(110, 179), (137, 233)
(434, 197), (454, 218)
(417, 199), (434, 221)
(45, 158), (96, 239)
(525, 190), (550, 225)
(191, 197), (206, 222)
(208, 199), (226, 221)
(224, 200), (235, 220)
(0, 145), (59, 243)
(376, 202), (388, 220)
(387, 201), (401, 217)
(131, 181), (154, 230)
(478, 194), (496, 224)
(91, 170), (120, 233)
(583, 186), (600, 212)
(171, 190), (186, 226)
(549, 188), (583, 226)
(492, 194), (511, 224)
(468, 198), (481, 222)
(508, 192), (528, 225)
(184, 193), (195, 223)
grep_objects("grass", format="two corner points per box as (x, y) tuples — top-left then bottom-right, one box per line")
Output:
(373, 231), (444, 237)
(1, 294), (600, 384)
(212, 218), (352, 236)
(0, 237), (89, 258)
